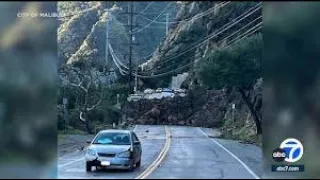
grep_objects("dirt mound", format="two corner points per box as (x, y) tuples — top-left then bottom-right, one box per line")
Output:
(122, 88), (228, 128)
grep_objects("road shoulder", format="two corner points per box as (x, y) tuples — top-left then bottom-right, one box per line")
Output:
(198, 127), (262, 178)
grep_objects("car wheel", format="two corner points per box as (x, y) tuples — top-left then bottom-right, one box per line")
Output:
(136, 159), (141, 167)
(86, 161), (92, 172)
(128, 162), (134, 172)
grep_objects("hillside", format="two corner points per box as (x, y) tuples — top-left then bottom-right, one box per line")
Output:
(125, 1), (263, 143)
(58, 1), (263, 144)
(140, 1), (261, 88)
(58, 1), (178, 70)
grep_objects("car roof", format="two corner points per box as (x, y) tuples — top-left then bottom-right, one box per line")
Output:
(98, 129), (132, 134)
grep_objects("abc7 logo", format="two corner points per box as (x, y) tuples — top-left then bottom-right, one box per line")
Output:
(272, 148), (287, 162)
(272, 138), (303, 162)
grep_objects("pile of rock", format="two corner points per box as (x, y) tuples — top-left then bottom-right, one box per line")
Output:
(122, 88), (229, 128)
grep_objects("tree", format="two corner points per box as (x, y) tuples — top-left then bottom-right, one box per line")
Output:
(198, 33), (262, 134)
(59, 64), (103, 134)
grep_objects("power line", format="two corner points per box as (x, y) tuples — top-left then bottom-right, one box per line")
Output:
(138, 1), (230, 24)
(133, 62), (193, 78)
(110, 43), (128, 75)
(143, 3), (261, 69)
(112, 32), (263, 80)
(114, 2), (261, 76)
(109, 43), (129, 70)
(115, 1), (226, 29)
(132, 24), (262, 79)
(226, 22), (262, 46)
(219, 16), (262, 45)
(132, 2), (173, 34)
(160, 2), (261, 61)
(130, 22), (262, 79)
(111, 22), (260, 79)
(137, 18), (263, 77)
(114, 3), (261, 74)
(140, 52), (154, 60)
(110, 3), (262, 79)
(131, 1), (231, 70)
(138, 1), (154, 14)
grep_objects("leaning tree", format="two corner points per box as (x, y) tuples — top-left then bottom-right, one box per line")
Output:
(198, 33), (263, 134)
(59, 63), (104, 134)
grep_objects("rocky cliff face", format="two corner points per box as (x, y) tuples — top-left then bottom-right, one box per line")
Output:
(58, 1), (177, 70)
(141, 1), (260, 88)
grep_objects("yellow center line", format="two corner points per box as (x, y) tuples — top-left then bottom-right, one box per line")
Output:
(135, 126), (171, 179)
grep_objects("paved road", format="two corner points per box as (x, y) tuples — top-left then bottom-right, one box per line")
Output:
(58, 125), (262, 179)
(149, 126), (261, 179)
(58, 125), (166, 179)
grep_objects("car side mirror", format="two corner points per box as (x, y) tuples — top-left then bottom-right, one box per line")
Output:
(86, 139), (91, 144)
(134, 141), (140, 145)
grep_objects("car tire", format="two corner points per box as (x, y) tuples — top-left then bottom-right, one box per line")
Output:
(136, 159), (141, 167)
(128, 162), (134, 172)
(86, 161), (92, 172)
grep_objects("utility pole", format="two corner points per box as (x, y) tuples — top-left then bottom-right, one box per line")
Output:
(128, 2), (134, 94)
(120, 2), (140, 94)
(134, 68), (138, 92)
(134, 57), (140, 93)
(105, 10), (110, 70)
(63, 97), (68, 133)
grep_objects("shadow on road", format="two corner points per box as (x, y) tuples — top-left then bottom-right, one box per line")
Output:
(91, 167), (142, 173)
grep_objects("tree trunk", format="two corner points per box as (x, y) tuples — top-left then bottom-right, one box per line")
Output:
(84, 112), (92, 134)
(83, 91), (93, 134)
(81, 110), (93, 134)
(238, 88), (262, 134)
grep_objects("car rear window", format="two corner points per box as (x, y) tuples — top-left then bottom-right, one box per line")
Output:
(93, 132), (131, 145)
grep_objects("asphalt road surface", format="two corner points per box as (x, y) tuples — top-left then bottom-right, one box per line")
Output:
(58, 125), (262, 179)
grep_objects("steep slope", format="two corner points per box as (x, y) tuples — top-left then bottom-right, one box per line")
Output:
(129, 1), (263, 143)
(140, 1), (261, 88)
(58, 1), (177, 71)
(58, 2), (103, 67)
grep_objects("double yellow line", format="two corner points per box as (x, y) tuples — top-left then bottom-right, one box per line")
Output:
(135, 126), (171, 179)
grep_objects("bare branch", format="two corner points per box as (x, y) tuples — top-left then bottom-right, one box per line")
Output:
(86, 77), (92, 90)
(59, 73), (88, 93)
(87, 86), (103, 111)
(79, 111), (86, 122)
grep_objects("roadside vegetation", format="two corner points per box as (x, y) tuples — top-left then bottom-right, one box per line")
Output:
(58, 82), (128, 134)
(198, 34), (262, 144)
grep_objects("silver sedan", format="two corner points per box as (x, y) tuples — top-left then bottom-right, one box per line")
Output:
(85, 129), (142, 172)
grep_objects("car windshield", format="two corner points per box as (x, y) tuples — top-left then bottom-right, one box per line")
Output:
(92, 132), (131, 145)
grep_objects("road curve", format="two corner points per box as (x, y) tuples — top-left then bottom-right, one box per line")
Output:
(58, 125), (262, 179)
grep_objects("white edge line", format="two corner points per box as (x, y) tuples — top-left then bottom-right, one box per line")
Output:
(58, 157), (85, 169)
(197, 127), (260, 179)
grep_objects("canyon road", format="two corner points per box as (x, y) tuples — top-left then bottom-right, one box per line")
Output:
(58, 125), (262, 179)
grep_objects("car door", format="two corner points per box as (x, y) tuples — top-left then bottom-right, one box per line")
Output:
(132, 132), (142, 163)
